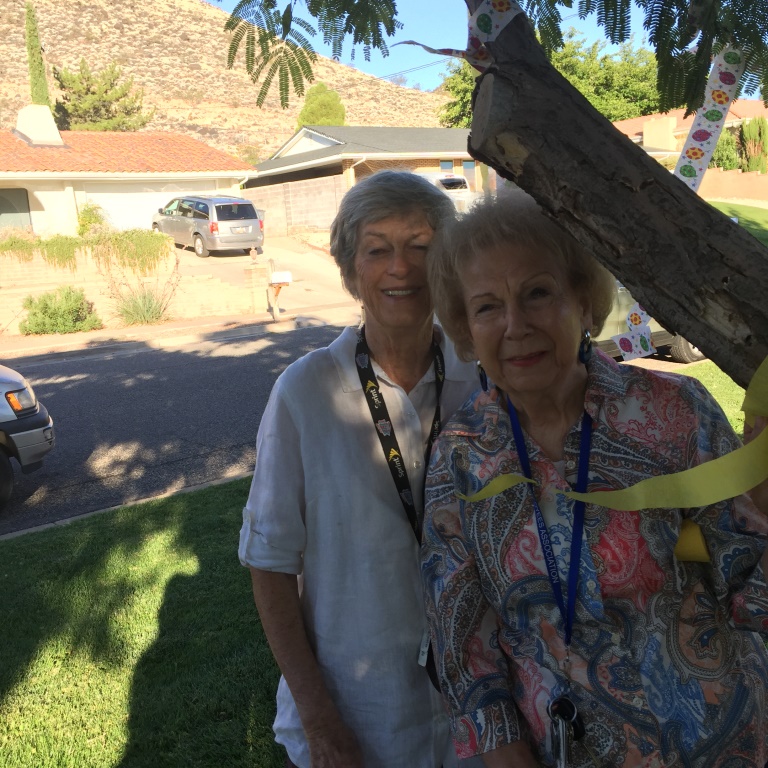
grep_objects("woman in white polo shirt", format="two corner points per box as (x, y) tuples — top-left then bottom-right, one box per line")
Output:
(239, 171), (479, 768)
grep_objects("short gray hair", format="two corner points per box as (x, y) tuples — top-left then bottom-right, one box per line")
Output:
(330, 171), (457, 300)
(429, 194), (616, 361)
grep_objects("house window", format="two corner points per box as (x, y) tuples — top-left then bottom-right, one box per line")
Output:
(439, 160), (453, 172)
(0, 188), (32, 231)
(462, 160), (476, 190)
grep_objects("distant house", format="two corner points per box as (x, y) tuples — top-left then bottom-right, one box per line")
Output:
(0, 105), (256, 237)
(613, 100), (768, 160)
(243, 125), (497, 236)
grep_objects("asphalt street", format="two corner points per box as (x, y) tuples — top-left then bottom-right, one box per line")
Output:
(0, 323), (343, 536)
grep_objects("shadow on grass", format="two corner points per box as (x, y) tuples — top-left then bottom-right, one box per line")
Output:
(0, 325), (344, 766)
(0, 479), (284, 768)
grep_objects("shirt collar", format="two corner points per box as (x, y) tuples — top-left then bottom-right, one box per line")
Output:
(331, 323), (468, 394)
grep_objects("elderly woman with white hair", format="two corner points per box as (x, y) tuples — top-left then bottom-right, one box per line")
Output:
(239, 171), (479, 768)
(422, 194), (768, 767)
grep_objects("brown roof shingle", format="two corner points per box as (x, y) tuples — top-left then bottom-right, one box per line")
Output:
(0, 131), (253, 174)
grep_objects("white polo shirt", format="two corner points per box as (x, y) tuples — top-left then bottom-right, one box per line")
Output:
(239, 325), (478, 768)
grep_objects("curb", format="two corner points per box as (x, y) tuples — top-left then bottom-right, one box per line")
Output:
(0, 471), (254, 542)
(1, 302), (362, 365)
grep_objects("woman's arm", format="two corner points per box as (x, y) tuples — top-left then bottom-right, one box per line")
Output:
(249, 568), (363, 768)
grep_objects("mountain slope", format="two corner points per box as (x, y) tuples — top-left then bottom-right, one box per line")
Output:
(0, 0), (447, 161)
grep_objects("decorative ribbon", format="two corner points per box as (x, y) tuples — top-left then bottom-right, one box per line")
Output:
(396, 0), (523, 71)
(674, 47), (746, 191)
(456, 355), (768, 561)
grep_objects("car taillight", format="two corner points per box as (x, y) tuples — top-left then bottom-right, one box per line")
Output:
(209, 221), (219, 234)
(259, 219), (264, 231)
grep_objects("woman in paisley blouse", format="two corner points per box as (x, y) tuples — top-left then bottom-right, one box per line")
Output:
(422, 194), (768, 767)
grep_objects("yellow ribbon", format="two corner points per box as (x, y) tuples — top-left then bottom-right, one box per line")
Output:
(456, 356), (768, 562)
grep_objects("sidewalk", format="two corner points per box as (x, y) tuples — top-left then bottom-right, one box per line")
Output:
(0, 236), (361, 364)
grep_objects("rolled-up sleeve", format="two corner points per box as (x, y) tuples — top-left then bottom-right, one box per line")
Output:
(422, 436), (523, 758)
(239, 380), (306, 574)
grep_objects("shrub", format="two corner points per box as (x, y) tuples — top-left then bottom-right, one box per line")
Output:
(19, 286), (103, 335)
(77, 202), (108, 236)
(91, 229), (172, 276)
(114, 284), (169, 325)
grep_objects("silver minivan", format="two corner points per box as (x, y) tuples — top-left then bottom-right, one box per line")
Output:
(152, 195), (264, 257)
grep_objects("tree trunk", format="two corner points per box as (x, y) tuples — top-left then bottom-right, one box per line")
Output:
(469, 13), (768, 389)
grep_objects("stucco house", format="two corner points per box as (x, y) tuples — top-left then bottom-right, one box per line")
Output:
(613, 99), (768, 160)
(0, 105), (256, 237)
(241, 125), (498, 235)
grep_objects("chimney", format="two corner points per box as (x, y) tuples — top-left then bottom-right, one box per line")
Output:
(13, 105), (65, 147)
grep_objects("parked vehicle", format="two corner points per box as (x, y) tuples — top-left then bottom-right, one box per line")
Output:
(152, 195), (265, 258)
(595, 281), (705, 363)
(0, 364), (55, 510)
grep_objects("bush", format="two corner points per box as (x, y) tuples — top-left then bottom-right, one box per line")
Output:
(114, 285), (169, 325)
(77, 202), (108, 236)
(19, 286), (103, 335)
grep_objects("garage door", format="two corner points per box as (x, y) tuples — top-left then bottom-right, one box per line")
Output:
(82, 183), (217, 231)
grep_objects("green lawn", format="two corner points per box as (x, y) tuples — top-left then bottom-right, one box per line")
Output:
(679, 359), (746, 434)
(0, 478), (284, 768)
(0, 362), (747, 768)
(710, 201), (768, 248)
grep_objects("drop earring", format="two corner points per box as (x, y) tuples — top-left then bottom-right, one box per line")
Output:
(477, 362), (489, 392)
(578, 329), (593, 365)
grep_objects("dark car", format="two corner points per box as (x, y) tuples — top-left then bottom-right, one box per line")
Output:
(152, 194), (264, 258)
(0, 364), (55, 510)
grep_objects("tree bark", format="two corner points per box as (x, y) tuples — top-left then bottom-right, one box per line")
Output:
(469, 13), (768, 389)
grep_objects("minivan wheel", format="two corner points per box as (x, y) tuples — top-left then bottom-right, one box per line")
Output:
(152, 224), (159, 232)
(194, 235), (210, 258)
(0, 450), (14, 511)
(670, 335), (706, 364)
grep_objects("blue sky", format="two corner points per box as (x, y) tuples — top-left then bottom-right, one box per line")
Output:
(204, 1), (649, 91)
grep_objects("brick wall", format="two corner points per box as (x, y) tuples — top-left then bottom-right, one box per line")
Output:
(241, 175), (346, 237)
(0, 247), (268, 335)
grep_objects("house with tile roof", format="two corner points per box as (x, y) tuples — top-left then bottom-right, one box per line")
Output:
(241, 125), (497, 235)
(0, 105), (256, 236)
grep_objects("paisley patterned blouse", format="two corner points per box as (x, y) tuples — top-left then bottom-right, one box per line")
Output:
(422, 351), (768, 767)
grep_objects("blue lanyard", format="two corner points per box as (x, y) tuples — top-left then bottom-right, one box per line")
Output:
(507, 399), (592, 648)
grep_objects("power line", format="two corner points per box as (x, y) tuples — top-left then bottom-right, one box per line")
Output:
(380, 57), (451, 80)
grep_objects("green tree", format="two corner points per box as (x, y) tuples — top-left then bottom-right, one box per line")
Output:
(438, 60), (476, 129)
(25, 2), (50, 107)
(740, 116), (768, 173)
(439, 32), (661, 129)
(709, 130), (741, 170)
(297, 83), (346, 128)
(52, 59), (153, 132)
(549, 32), (660, 121)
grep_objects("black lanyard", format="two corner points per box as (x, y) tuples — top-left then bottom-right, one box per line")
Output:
(507, 399), (592, 649)
(355, 326), (445, 540)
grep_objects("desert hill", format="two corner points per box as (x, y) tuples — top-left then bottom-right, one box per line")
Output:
(0, 0), (448, 161)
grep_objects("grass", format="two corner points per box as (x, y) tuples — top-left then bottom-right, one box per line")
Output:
(709, 201), (768, 248)
(0, 362), (747, 767)
(679, 359), (746, 434)
(0, 478), (283, 768)
(115, 284), (170, 325)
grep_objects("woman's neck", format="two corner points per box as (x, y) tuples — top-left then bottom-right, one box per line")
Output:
(507, 367), (588, 461)
(364, 320), (434, 393)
